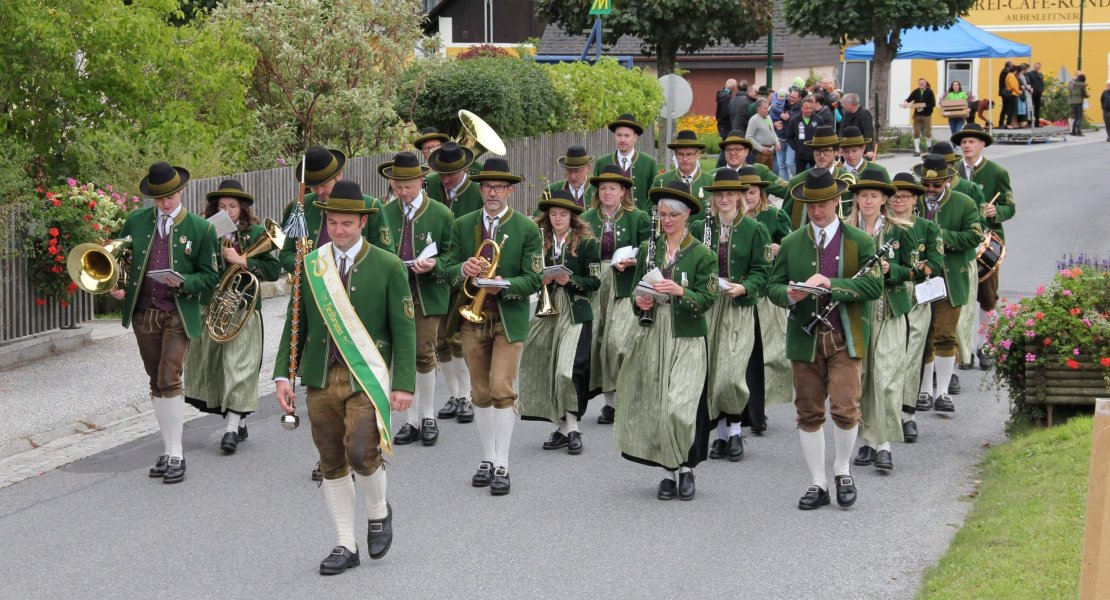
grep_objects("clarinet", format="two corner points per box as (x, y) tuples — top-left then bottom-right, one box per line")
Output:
(802, 239), (896, 336)
(639, 206), (659, 327)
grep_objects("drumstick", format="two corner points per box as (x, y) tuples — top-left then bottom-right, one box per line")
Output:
(986, 192), (1000, 206)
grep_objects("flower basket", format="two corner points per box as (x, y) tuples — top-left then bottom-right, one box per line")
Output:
(1023, 346), (1110, 425)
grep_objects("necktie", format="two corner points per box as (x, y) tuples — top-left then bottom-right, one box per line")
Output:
(682, 175), (691, 185)
(818, 229), (827, 253)
(405, 204), (415, 222)
(159, 214), (170, 238)
(486, 216), (499, 237)
(965, 163), (973, 180)
(621, 156), (629, 171)
(339, 254), (348, 276)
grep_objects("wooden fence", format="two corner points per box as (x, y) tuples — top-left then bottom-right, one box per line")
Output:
(0, 126), (654, 345)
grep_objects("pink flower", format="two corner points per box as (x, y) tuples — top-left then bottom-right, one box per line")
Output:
(1025, 353), (1036, 363)
(1073, 348), (1081, 356)
(66, 178), (76, 186)
(1025, 318), (1035, 326)
(1035, 285), (1045, 295)
(1025, 330), (1036, 338)
(1001, 339), (1013, 350)
(1082, 318), (1092, 327)
(1062, 290), (1073, 296)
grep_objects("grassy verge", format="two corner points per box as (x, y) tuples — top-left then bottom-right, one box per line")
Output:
(917, 416), (1091, 599)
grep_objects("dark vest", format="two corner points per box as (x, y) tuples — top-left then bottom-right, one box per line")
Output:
(398, 203), (419, 291)
(138, 224), (176, 312)
(481, 217), (500, 313)
(818, 225), (844, 333)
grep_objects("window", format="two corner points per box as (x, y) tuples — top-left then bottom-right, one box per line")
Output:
(946, 61), (972, 95)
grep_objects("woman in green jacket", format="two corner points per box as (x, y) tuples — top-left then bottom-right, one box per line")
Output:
(519, 191), (601, 455)
(739, 166), (793, 431)
(184, 180), (281, 453)
(581, 165), (651, 425)
(689, 169), (771, 462)
(615, 181), (717, 502)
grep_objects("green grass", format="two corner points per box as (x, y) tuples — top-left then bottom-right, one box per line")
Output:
(917, 416), (1091, 599)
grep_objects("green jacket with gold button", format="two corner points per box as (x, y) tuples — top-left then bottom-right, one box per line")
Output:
(753, 205), (792, 244)
(967, 158), (1015, 241)
(273, 241), (416, 393)
(630, 234), (718, 338)
(382, 196), (455, 316)
(916, 188), (982, 307)
(542, 234), (601, 324)
(652, 167), (715, 201)
(425, 173), (485, 219)
(580, 206), (651, 299)
(278, 193), (394, 273)
(688, 213), (772, 307)
(118, 206), (219, 339)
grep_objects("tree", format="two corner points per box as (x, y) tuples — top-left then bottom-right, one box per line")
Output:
(783, 0), (976, 126)
(534, 0), (773, 76)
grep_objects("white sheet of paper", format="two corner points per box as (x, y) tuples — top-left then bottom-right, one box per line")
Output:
(405, 241), (438, 267)
(206, 211), (237, 238)
(609, 246), (637, 265)
(543, 264), (572, 277)
(718, 277), (734, 292)
(475, 278), (511, 289)
(641, 267), (665, 285)
(146, 269), (185, 286)
(788, 282), (829, 296)
(633, 281), (670, 303)
(915, 277), (948, 305)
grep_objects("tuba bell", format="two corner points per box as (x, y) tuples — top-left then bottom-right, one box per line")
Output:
(67, 236), (132, 294)
(459, 236), (506, 324)
(457, 110), (506, 160)
(204, 218), (286, 343)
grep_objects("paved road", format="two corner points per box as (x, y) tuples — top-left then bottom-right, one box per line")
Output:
(0, 136), (1104, 599)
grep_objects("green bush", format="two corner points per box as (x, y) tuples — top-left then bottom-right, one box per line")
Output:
(543, 58), (665, 132)
(1041, 73), (1073, 124)
(399, 56), (570, 140)
(698, 132), (722, 154)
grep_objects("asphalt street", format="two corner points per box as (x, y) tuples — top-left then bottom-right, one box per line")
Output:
(0, 135), (1105, 599)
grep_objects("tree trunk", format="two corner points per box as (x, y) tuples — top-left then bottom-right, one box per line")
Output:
(871, 29), (901, 129)
(655, 40), (677, 76)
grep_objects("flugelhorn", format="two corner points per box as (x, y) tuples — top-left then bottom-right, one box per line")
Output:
(535, 228), (558, 318)
(459, 235), (506, 324)
(204, 218), (286, 343)
(67, 236), (132, 294)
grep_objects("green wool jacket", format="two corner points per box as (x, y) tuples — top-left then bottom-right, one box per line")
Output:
(278, 193), (394, 273)
(766, 221), (883, 362)
(543, 180), (596, 208)
(425, 173), (485, 219)
(445, 207), (544, 343)
(630, 234), (718, 338)
(688, 213), (772, 307)
(204, 223), (283, 308)
(273, 241), (416, 393)
(382, 196), (456, 316)
(902, 216), (946, 304)
(593, 150), (658, 212)
(866, 222), (920, 317)
(581, 206), (652, 298)
(652, 167), (715, 202)
(967, 158), (1015, 241)
(543, 234), (601, 324)
(916, 189), (982, 307)
(753, 205), (792, 244)
(118, 207), (219, 339)
(782, 163), (881, 229)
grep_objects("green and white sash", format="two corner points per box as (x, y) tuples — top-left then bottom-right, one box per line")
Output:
(305, 243), (394, 454)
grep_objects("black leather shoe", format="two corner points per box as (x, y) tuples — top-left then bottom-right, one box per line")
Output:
(543, 431), (569, 450)
(751, 420), (767, 436)
(874, 449), (893, 471)
(958, 359), (974, 371)
(708, 439), (727, 459)
(220, 431), (239, 454)
(934, 393), (955, 412)
(678, 471), (695, 500)
(834, 474), (857, 507)
(319, 546), (360, 575)
(149, 455), (169, 478)
(163, 457), (186, 484)
(977, 345), (994, 370)
(367, 503), (392, 559)
(437, 397), (459, 419)
(916, 392), (934, 411)
(657, 478), (677, 500)
(854, 446), (876, 466)
(421, 419), (439, 446)
(727, 434), (745, 462)
(236, 425), (248, 441)
(566, 431), (583, 455)
(902, 420), (918, 443)
(394, 424), (420, 445)
(490, 466), (510, 496)
(798, 485), (830, 510)
(597, 405), (615, 425)
(456, 399), (474, 423)
(948, 374), (961, 395)
(312, 461), (323, 482)
(471, 461), (493, 487)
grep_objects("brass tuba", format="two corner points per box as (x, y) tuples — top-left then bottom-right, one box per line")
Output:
(204, 218), (286, 342)
(457, 110), (506, 160)
(534, 228), (558, 318)
(459, 236), (505, 324)
(67, 236), (132, 294)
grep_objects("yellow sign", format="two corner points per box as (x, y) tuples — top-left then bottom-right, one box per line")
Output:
(967, 0), (1110, 27)
(590, 0), (612, 15)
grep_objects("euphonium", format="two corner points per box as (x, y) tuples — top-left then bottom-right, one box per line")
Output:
(66, 236), (132, 294)
(835, 169), (858, 219)
(535, 228), (558, 318)
(459, 236), (505, 324)
(204, 218), (286, 342)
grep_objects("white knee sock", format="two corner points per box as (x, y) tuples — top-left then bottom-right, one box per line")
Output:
(474, 406), (496, 462)
(492, 407), (516, 470)
(604, 391), (615, 408)
(904, 413), (916, 422)
(355, 468), (388, 520)
(678, 466), (692, 474)
(859, 436), (873, 450)
(920, 361), (935, 396)
(728, 422), (743, 437)
(877, 442), (891, 453)
(454, 359), (472, 399)
(416, 371), (436, 421)
(799, 428), (826, 488)
(321, 476), (358, 551)
(225, 412), (241, 434)
(440, 358), (459, 398)
(153, 395), (185, 458)
(716, 421), (729, 440)
(832, 424), (859, 477)
(913, 138), (921, 153)
(936, 356), (957, 398)
(664, 468), (677, 481)
(151, 397), (173, 455)
(565, 412), (579, 433)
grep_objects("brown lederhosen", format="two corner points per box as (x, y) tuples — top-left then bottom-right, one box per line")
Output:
(461, 315), (523, 410)
(308, 364), (383, 480)
(792, 330), (862, 432)
(134, 308), (190, 398)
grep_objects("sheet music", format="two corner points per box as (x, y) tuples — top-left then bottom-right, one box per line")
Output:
(475, 278), (511, 289)
(404, 241), (438, 267)
(915, 277), (948, 305)
(609, 246), (637, 264)
(207, 211), (237, 238)
(146, 269), (185, 286)
(542, 264), (572, 277)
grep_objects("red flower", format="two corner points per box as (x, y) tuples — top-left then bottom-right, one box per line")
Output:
(66, 282), (78, 293)
(51, 199), (61, 207)
(1034, 311), (1044, 320)
(1101, 357), (1110, 368)
(1066, 359), (1081, 370)
(48, 227), (59, 237)
(1042, 337), (1052, 347)
(54, 255), (64, 263)
(59, 300), (69, 308)
(51, 265), (62, 273)
(48, 238), (57, 247)
(35, 298), (46, 306)
(1071, 308), (1082, 316)
(83, 214), (92, 221)
(92, 223), (100, 231)
(88, 202), (96, 210)
(47, 246), (58, 255)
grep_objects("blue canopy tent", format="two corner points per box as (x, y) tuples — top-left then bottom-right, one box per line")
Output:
(845, 18), (1031, 130)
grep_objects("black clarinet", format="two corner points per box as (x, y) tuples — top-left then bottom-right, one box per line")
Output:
(639, 206), (659, 327)
(802, 239), (896, 336)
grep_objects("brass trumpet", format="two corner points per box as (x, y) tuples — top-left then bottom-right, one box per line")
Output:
(535, 228), (558, 318)
(67, 236), (132, 294)
(459, 236), (506, 324)
(204, 218), (286, 342)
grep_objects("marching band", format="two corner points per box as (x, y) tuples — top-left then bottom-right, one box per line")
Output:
(71, 112), (1014, 574)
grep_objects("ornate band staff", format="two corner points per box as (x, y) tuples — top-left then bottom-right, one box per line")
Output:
(280, 157), (309, 430)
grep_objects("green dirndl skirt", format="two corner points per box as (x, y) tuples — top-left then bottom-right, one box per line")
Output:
(706, 299), (755, 421)
(903, 301), (932, 408)
(184, 310), (263, 416)
(957, 261), (977, 364)
(519, 291), (587, 423)
(756, 296), (794, 405)
(860, 298), (908, 444)
(599, 292), (639, 394)
(588, 260), (613, 392)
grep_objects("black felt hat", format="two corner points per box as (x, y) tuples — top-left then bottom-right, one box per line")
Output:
(788, 168), (849, 204)
(608, 113), (644, 135)
(951, 123), (993, 147)
(380, 151), (431, 180)
(557, 145), (595, 168)
(470, 157), (522, 184)
(205, 179), (254, 205)
(589, 164), (634, 189)
(413, 127), (450, 150)
(803, 126), (840, 149)
(891, 172), (926, 195)
(912, 154), (957, 181)
(702, 168), (750, 192)
(666, 129), (706, 150)
(427, 141), (476, 175)
(648, 180), (702, 216)
(139, 162), (190, 198)
(312, 180), (378, 214)
(538, 189), (586, 215)
(847, 168), (896, 195)
(294, 146), (346, 187)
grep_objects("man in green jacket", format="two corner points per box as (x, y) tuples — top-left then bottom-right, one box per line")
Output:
(718, 130), (791, 200)
(782, 126), (857, 228)
(274, 181), (415, 575)
(838, 126), (889, 182)
(593, 113), (659, 211)
(413, 127), (449, 163)
(111, 162), (219, 484)
(445, 157), (544, 496)
(766, 168), (882, 511)
(543, 145), (596, 209)
(425, 141), (485, 220)
(652, 129), (714, 199)
(380, 151), (455, 448)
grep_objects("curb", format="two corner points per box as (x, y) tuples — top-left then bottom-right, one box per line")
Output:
(0, 402), (151, 460)
(0, 328), (92, 370)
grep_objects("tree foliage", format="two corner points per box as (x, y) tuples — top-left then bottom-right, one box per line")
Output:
(783, 0), (976, 125)
(214, 0), (429, 161)
(544, 58), (663, 131)
(534, 0), (773, 75)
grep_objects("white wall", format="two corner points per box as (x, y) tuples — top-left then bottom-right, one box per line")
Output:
(888, 59), (913, 127)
